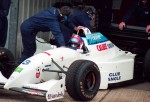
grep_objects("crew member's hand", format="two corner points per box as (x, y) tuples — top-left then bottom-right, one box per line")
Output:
(146, 25), (150, 33)
(74, 26), (84, 31)
(119, 22), (126, 30)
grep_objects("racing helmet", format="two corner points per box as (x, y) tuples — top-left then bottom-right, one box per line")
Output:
(68, 34), (83, 50)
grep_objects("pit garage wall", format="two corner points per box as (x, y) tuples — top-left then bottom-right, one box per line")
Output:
(8, 0), (77, 59)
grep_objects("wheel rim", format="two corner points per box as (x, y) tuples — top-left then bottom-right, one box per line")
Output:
(84, 71), (96, 91)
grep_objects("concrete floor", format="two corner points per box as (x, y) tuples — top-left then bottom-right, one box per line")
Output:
(0, 82), (149, 102)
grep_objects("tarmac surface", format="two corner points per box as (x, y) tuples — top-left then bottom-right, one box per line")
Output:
(0, 82), (149, 102)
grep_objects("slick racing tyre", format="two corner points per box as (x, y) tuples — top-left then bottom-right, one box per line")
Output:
(66, 60), (100, 101)
(144, 48), (150, 81)
(0, 47), (15, 78)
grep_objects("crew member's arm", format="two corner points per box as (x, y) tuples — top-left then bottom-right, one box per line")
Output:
(75, 15), (93, 31)
(119, 1), (138, 30)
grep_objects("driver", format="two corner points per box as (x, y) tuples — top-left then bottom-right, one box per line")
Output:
(68, 34), (89, 53)
(68, 34), (84, 50)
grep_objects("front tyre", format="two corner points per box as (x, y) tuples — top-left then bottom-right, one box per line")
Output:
(66, 60), (100, 101)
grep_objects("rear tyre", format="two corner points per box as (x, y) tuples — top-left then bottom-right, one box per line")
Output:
(66, 60), (100, 101)
(144, 48), (150, 81)
(0, 47), (15, 78)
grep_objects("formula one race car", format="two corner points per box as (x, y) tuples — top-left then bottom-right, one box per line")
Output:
(0, 27), (149, 101)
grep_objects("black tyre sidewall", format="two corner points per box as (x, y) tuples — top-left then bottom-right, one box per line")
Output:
(76, 62), (100, 101)
(0, 47), (15, 78)
(66, 60), (100, 101)
(66, 60), (85, 100)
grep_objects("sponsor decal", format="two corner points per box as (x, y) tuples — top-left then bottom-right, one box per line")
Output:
(108, 72), (121, 81)
(22, 60), (31, 65)
(15, 67), (23, 73)
(86, 32), (108, 45)
(97, 43), (108, 51)
(107, 43), (114, 48)
(44, 65), (51, 70)
(36, 67), (41, 78)
(43, 52), (51, 56)
(44, 68), (50, 71)
(97, 43), (114, 51)
(22, 89), (44, 96)
(45, 65), (51, 67)
(47, 92), (63, 99)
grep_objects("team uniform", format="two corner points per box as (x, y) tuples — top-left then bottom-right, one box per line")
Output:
(0, 0), (11, 47)
(18, 7), (65, 64)
(122, 0), (150, 27)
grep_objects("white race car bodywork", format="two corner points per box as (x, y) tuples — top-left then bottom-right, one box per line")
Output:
(0, 28), (136, 101)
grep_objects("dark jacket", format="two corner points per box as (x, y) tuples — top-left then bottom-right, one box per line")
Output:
(0, 0), (11, 47)
(0, 0), (11, 17)
(122, 0), (150, 27)
(66, 9), (93, 31)
(21, 7), (65, 47)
